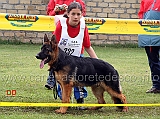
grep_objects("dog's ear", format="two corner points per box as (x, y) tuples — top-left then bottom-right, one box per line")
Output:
(51, 35), (57, 44)
(50, 35), (58, 50)
(43, 34), (49, 43)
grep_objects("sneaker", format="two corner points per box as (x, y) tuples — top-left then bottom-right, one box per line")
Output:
(146, 87), (160, 93)
(76, 98), (88, 110)
(76, 98), (84, 103)
(45, 75), (55, 90)
(45, 84), (53, 90)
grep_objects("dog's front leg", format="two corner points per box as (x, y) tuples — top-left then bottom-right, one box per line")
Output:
(55, 83), (72, 114)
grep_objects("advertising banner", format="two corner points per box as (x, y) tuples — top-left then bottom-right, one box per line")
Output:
(0, 13), (160, 35)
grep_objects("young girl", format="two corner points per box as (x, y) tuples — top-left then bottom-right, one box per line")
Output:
(54, 2), (98, 107)
(45, 0), (86, 89)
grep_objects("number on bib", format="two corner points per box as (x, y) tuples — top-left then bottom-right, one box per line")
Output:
(64, 48), (74, 55)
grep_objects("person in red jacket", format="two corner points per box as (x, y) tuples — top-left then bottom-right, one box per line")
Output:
(47, 0), (86, 16)
(138, 0), (160, 19)
(138, 0), (160, 93)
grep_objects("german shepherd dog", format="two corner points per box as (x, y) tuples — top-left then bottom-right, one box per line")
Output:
(36, 34), (128, 114)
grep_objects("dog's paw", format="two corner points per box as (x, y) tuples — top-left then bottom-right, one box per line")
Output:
(116, 107), (128, 112)
(55, 109), (61, 113)
(122, 107), (128, 112)
(55, 108), (67, 114)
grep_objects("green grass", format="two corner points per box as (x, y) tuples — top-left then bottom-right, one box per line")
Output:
(0, 43), (160, 119)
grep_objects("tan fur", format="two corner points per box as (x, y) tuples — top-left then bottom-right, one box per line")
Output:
(37, 34), (129, 114)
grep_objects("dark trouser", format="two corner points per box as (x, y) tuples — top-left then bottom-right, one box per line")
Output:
(57, 85), (87, 100)
(46, 71), (88, 100)
(145, 46), (160, 90)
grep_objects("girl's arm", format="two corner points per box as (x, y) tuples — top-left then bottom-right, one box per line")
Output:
(85, 46), (98, 58)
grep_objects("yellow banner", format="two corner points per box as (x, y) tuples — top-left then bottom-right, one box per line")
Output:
(0, 13), (160, 35)
(1, 102), (160, 107)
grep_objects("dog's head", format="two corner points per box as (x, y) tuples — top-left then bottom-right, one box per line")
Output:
(36, 34), (58, 69)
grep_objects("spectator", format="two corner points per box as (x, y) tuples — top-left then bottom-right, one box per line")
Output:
(47, 0), (86, 16)
(138, 0), (160, 93)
